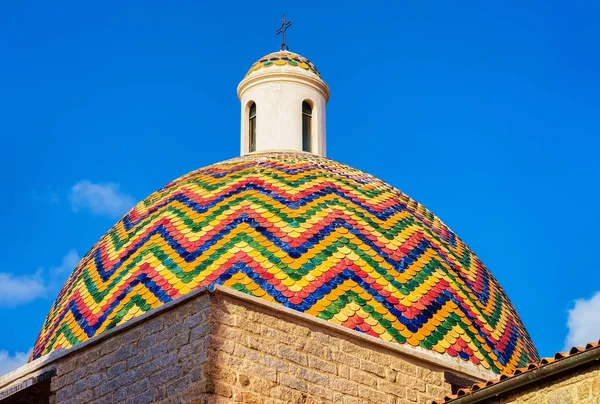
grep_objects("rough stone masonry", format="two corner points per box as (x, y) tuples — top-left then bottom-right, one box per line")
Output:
(42, 288), (458, 404)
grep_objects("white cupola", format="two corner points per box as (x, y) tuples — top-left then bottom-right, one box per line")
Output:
(237, 51), (330, 156)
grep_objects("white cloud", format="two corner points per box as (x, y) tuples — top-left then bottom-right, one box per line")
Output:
(564, 291), (600, 350)
(0, 271), (47, 307)
(0, 349), (31, 376)
(50, 249), (80, 276)
(70, 180), (136, 218)
(0, 250), (80, 308)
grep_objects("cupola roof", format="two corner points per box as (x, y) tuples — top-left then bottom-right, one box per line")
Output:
(32, 152), (539, 374)
(245, 51), (320, 78)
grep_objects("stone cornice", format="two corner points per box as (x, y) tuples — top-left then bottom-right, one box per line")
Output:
(237, 69), (330, 102)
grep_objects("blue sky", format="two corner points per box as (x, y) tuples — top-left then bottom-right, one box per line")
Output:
(1, 1), (599, 374)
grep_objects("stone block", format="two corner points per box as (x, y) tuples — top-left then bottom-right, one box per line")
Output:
(340, 340), (370, 361)
(181, 350), (208, 372)
(406, 387), (417, 402)
(138, 333), (159, 351)
(100, 352), (116, 369)
(184, 311), (207, 329)
(239, 360), (277, 382)
(146, 340), (168, 360)
(405, 376), (426, 393)
(114, 344), (138, 362)
(211, 336), (234, 354)
(390, 358), (417, 377)
(162, 310), (180, 328)
(328, 377), (358, 395)
(113, 385), (129, 402)
(294, 339), (327, 358)
(269, 385), (306, 404)
(55, 384), (73, 403)
(132, 389), (154, 404)
(425, 386), (448, 402)
(235, 316), (262, 334)
(178, 338), (205, 359)
(277, 345), (307, 365)
(260, 324), (295, 345)
(94, 393), (115, 404)
(142, 351), (178, 376)
(87, 373), (107, 389)
(249, 375), (276, 393)
(291, 364), (329, 386)
(547, 387), (574, 404)
(349, 367), (377, 387)
(210, 365), (237, 384)
(83, 358), (105, 376)
(50, 375), (67, 391)
(100, 376), (122, 397)
(331, 350), (360, 368)
(107, 361), (126, 380)
(247, 335), (278, 355)
(67, 367), (85, 384)
(357, 385), (394, 404)
(100, 336), (122, 356)
(215, 324), (245, 341)
(368, 350), (392, 367)
(72, 378), (87, 394)
(166, 373), (194, 397)
(120, 367), (140, 386)
(311, 331), (337, 348)
(307, 382), (343, 402)
(127, 351), (148, 369)
(378, 379), (405, 397)
(167, 330), (190, 351)
(128, 378), (149, 395)
(360, 358), (386, 377)
(122, 328), (143, 345)
(213, 308), (236, 327)
(149, 363), (183, 386)
(337, 364), (349, 379)
(214, 381), (234, 398)
(80, 346), (102, 364)
(262, 355), (289, 373)
(73, 389), (93, 404)
(279, 373), (308, 392)
(240, 391), (263, 404)
(577, 380), (592, 399)
(278, 321), (310, 338)
(343, 397), (368, 404)
(417, 367), (444, 387)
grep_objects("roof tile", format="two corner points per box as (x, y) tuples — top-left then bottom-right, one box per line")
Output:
(431, 338), (600, 403)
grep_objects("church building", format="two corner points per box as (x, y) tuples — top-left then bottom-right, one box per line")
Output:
(1, 20), (599, 404)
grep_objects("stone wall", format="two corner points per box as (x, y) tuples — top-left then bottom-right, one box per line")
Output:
(481, 361), (600, 404)
(209, 294), (451, 404)
(50, 294), (213, 404)
(48, 289), (454, 404)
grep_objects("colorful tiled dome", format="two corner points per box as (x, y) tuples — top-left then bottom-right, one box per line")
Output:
(245, 51), (320, 78)
(32, 152), (538, 373)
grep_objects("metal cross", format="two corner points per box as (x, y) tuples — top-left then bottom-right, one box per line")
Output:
(276, 15), (292, 51)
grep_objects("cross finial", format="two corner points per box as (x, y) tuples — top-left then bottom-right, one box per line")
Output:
(276, 15), (292, 51)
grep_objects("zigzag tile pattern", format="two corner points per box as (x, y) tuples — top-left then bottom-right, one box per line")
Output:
(32, 152), (538, 373)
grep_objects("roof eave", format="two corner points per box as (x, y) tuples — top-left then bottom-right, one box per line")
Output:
(438, 344), (600, 403)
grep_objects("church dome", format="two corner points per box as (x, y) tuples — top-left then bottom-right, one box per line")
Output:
(245, 51), (320, 78)
(32, 151), (538, 374)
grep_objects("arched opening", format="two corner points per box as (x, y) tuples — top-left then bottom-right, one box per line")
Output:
(302, 101), (312, 152)
(249, 102), (256, 152)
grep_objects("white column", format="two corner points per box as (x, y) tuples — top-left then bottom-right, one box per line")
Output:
(238, 60), (330, 156)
